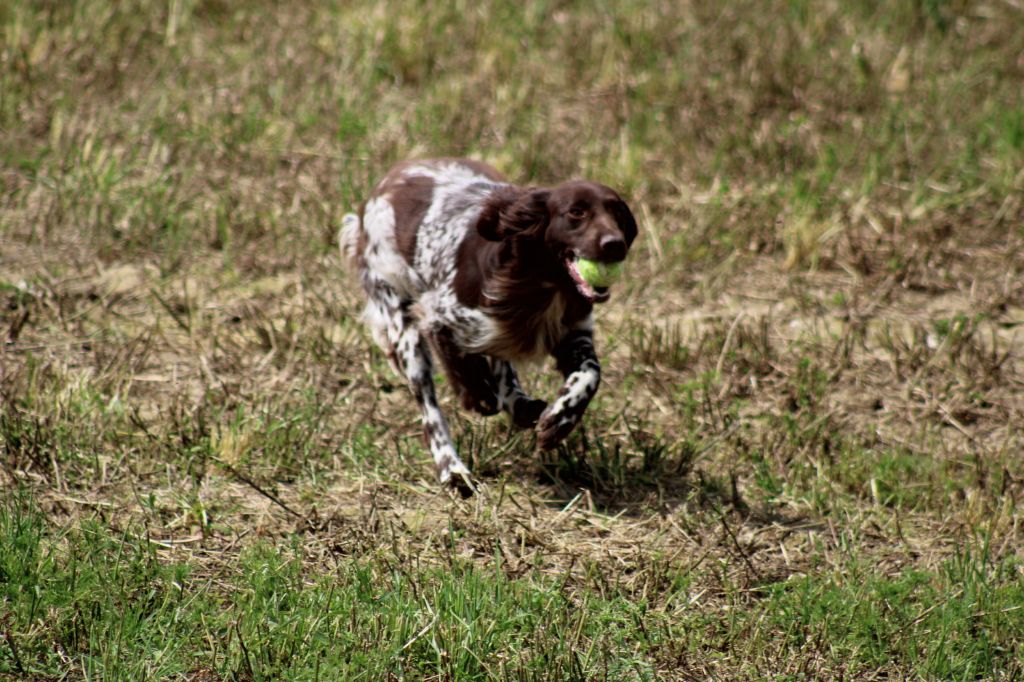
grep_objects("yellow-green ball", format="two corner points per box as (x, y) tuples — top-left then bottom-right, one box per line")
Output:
(576, 259), (623, 288)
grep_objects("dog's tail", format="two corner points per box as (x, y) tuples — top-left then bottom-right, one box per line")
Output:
(339, 212), (361, 264)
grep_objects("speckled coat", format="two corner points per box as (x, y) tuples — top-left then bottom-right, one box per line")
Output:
(341, 158), (637, 491)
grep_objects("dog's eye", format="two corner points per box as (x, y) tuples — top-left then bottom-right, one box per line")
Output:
(567, 208), (587, 221)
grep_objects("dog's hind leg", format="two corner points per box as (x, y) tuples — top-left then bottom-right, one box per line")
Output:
(362, 279), (474, 491)
(400, 329), (474, 491)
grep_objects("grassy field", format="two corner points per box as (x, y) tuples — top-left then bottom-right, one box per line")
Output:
(2, 0), (1024, 678)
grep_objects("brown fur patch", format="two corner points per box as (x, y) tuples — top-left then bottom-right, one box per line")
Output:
(366, 158), (505, 265)
(368, 162), (435, 264)
(390, 174), (434, 263)
(455, 231), (593, 361)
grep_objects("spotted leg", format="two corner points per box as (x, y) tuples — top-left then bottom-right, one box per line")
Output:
(361, 280), (474, 490)
(536, 323), (601, 450)
(489, 359), (548, 429)
(429, 327), (501, 416)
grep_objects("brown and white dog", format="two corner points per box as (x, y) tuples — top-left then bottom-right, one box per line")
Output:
(341, 158), (638, 490)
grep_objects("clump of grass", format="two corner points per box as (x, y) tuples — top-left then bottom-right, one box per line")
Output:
(628, 321), (692, 371)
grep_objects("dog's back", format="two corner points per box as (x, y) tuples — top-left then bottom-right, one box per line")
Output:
(343, 159), (506, 299)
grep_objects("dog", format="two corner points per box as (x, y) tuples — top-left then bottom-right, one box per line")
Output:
(341, 158), (637, 490)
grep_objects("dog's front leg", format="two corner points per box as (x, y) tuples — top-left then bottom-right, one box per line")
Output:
(431, 328), (547, 428)
(536, 324), (601, 450)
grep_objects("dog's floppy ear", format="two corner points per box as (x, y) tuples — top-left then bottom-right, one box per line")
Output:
(475, 187), (519, 241)
(610, 199), (639, 246)
(476, 187), (550, 241)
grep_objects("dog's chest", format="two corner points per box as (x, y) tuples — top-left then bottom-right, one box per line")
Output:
(480, 291), (570, 362)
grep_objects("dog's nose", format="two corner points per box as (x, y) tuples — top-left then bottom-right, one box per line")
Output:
(599, 235), (627, 262)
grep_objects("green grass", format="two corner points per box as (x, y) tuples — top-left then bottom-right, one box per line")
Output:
(753, 545), (1024, 680)
(1, 494), (663, 680)
(5, 492), (1022, 680)
(3, 0), (1024, 678)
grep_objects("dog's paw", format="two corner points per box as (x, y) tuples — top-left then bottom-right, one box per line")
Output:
(511, 397), (547, 429)
(535, 405), (579, 450)
(457, 375), (500, 416)
(461, 390), (500, 416)
(437, 458), (477, 497)
(447, 471), (478, 498)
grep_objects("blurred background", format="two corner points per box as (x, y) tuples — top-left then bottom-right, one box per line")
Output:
(4, 0), (1021, 273)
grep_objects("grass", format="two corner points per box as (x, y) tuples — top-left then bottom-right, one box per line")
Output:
(1, 493), (661, 680)
(2, 0), (1024, 678)
(5, 492), (1022, 680)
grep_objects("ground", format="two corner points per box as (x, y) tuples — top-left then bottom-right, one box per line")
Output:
(2, 0), (1024, 679)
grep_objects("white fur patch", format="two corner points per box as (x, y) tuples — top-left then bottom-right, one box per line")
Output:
(361, 197), (423, 298)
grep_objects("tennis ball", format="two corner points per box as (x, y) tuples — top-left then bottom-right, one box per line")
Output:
(576, 258), (623, 288)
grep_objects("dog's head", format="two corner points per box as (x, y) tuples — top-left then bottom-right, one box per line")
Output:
(476, 181), (638, 303)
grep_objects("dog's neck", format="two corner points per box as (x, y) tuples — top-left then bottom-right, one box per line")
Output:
(453, 230), (593, 359)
